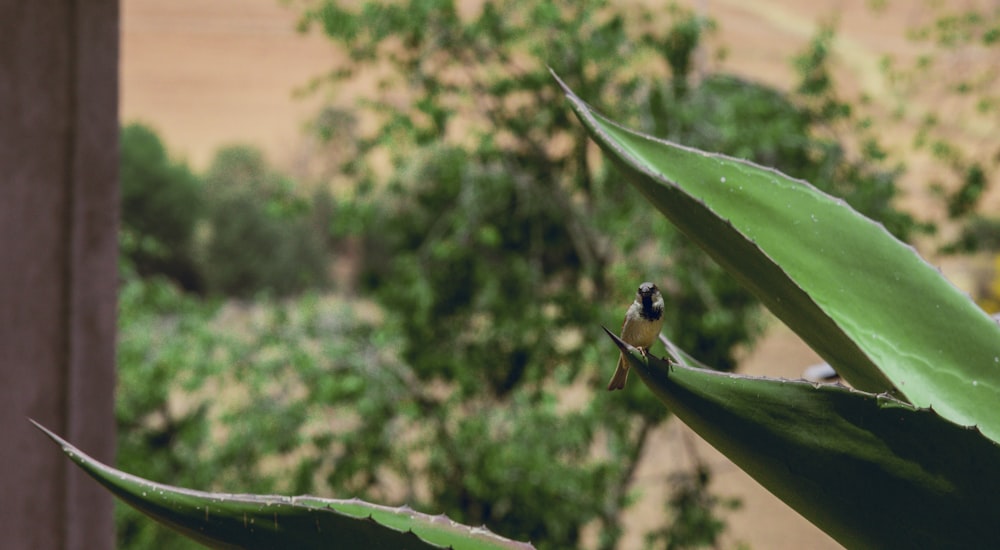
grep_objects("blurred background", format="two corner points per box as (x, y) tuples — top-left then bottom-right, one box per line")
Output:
(116, 0), (1000, 548)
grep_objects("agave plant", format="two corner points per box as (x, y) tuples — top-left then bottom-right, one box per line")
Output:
(37, 74), (1000, 548)
(33, 420), (531, 549)
(553, 73), (1000, 548)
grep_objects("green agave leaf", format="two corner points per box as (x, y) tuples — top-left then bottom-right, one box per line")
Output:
(555, 72), (1000, 442)
(33, 421), (532, 550)
(605, 336), (1000, 549)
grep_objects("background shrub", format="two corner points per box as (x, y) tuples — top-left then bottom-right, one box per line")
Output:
(119, 122), (203, 291)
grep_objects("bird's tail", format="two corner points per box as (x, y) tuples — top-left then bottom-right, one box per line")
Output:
(607, 354), (629, 391)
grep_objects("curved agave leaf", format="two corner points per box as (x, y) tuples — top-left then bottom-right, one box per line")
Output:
(33, 421), (532, 550)
(605, 334), (1000, 549)
(555, 72), (1000, 442)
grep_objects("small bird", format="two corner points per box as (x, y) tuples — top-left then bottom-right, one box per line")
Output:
(608, 282), (665, 391)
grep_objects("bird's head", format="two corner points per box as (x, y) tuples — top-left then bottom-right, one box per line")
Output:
(637, 282), (659, 300)
(636, 282), (663, 310)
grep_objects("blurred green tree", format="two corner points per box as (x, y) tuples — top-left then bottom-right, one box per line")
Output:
(196, 145), (330, 297)
(120, 122), (203, 290)
(296, 2), (741, 547)
(119, 126), (332, 297)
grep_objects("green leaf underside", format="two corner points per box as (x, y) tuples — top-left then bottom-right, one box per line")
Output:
(33, 421), (532, 550)
(618, 349), (1000, 549)
(556, 73), (1000, 442)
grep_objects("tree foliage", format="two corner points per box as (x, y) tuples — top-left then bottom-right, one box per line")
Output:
(120, 122), (203, 290)
(197, 145), (330, 297)
(119, 125), (331, 297)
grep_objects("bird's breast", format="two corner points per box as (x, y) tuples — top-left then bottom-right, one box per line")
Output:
(621, 316), (664, 348)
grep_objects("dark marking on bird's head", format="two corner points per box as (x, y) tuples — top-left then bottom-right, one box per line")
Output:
(636, 282), (663, 320)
